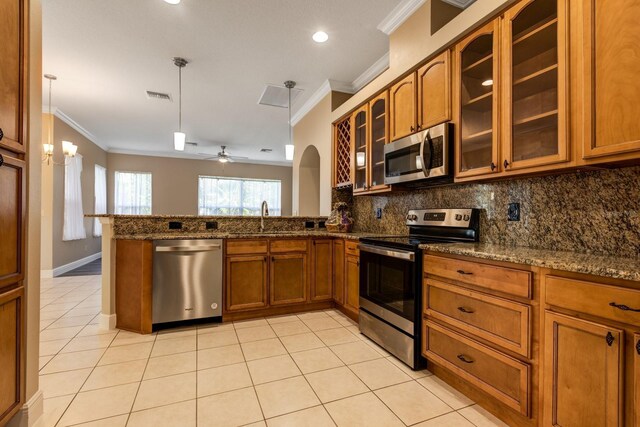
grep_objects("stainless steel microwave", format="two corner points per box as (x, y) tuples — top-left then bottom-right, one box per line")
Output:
(384, 123), (452, 185)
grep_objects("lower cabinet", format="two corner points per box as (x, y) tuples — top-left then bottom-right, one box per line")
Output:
(225, 255), (268, 311)
(543, 311), (623, 427)
(332, 240), (345, 304)
(0, 286), (23, 425)
(310, 239), (333, 302)
(115, 240), (153, 333)
(270, 254), (307, 305)
(345, 254), (360, 314)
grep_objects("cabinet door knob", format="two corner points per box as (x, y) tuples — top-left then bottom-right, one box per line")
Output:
(410, 126), (415, 132)
(490, 162), (496, 171)
(417, 124), (422, 130)
(0, 128), (3, 141)
(503, 159), (510, 169)
(457, 354), (474, 364)
(606, 332), (615, 347)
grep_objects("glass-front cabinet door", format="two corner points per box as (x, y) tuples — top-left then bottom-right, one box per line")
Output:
(455, 20), (500, 178)
(368, 91), (390, 192)
(350, 106), (368, 193)
(502, 0), (568, 170)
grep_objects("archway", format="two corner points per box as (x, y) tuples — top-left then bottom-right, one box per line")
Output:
(298, 145), (320, 216)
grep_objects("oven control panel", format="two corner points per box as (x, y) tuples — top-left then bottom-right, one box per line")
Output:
(405, 208), (475, 227)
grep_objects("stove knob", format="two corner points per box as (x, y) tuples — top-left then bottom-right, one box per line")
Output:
(463, 214), (470, 221)
(455, 214), (462, 221)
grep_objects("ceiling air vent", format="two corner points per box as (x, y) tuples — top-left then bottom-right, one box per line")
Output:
(258, 84), (302, 108)
(146, 90), (172, 101)
(260, 148), (273, 153)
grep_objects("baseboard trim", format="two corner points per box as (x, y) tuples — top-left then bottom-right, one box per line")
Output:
(99, 313), (117, 330)
(52, 252), (102, 277)
(7, 389), (43, 427)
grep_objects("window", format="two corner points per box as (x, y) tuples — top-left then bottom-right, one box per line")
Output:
(114, 171), (152, 215)
(63, 154), (87, 241)
(94, 165), (107, 236)
(198, 176), (281, 216)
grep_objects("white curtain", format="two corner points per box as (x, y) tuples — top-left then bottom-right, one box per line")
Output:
(93, 165), (107, 236)
(114, 171), (152, 215)
(198, 176), (281, 216)
(63, 154), (87, 241)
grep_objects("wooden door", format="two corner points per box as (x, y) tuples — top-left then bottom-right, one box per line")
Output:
(0, 287), (23, 425)
(454, 20), (501, 179)
(502, 0), (569, 171)
(345, 255), (359, 313)
(417, 50), (451, 130)
(635, 333), (640, 427)
(0, 0), (25, 154)
(270, 253), (307, 306)
(390, 73), (417, 141)
(350, 106), (369, 193)
(225, 255), (268, 311)
(368, 92), (390, 192)
(0, 153), (25, 290)
(580, 0), (640, 160)
(310, 240), (332, 302)
(332, 240), (345, 305)
(543, 311), (623, 427)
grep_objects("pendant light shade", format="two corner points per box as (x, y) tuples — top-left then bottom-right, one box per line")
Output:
(173, 57), (188, 151)
(285, 144), (294, 161)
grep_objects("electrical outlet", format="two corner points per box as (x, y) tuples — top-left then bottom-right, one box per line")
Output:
(508, 203), (520, 221)
(375, 208), (382, 219)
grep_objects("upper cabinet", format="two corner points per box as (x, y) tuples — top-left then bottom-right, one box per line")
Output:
(368, 92), (390, 192)
(350, 105), (369, 193)
(333, 116), (352, 188)
(502, 0), (569, 171)
(580, 0), (640, 161)
(418, 50), (451, 131)
(455, 21), (501, 179)
(390, 73), (417, 141)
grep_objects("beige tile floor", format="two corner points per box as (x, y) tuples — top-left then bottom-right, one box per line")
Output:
(35, 275), (509, 427)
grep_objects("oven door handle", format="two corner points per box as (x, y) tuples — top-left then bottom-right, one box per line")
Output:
(359, 244), (415, 262)
(419, 130), (432, 178)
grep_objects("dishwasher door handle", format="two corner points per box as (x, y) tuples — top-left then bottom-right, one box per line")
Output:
(155, 244), (222, 252)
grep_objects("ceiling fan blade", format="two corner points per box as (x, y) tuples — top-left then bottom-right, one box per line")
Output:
(229, 155), (249, 160)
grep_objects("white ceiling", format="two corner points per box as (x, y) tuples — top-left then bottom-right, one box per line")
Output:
(42, 0), (402, 165)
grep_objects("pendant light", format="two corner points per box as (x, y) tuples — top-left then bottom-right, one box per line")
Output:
(284, 80), (296, 161)
(43, 74), (78, 164)
(173, 57), (188, 151)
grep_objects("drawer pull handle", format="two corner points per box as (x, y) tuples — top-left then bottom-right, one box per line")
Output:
(609, 302), (640, 312)
(456, 270), (473, 275)
(606, 332), (615, 347)
(457, 307), (475, 314)
(457, 354), (474, 364)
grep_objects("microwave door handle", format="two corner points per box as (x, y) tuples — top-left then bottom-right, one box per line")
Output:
(420, 132), (432, 177)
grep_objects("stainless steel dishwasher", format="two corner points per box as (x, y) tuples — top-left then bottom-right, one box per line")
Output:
(152, 239), (223, 324)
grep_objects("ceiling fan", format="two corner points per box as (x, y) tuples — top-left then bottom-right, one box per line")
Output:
(195, 145), (248, 163)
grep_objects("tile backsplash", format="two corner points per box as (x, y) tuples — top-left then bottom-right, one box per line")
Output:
(335, 166), (640, 258)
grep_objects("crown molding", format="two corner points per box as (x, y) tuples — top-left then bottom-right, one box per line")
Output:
(377, 0), (427, 35)
(107, 148), (293, 168)
(46, 108), (110, 152)
(352, 52), (390, 92)
(290, 79), (354, 127)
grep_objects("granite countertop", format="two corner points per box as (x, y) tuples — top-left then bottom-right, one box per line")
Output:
(421, 242), (640, 282)
(87, 214), (327, 220)
(113, 231), (397, 241)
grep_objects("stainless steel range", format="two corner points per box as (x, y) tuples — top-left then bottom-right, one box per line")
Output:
(358, 208), (480, 369)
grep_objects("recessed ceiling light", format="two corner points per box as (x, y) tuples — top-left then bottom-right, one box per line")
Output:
(164, 0), (180, 4)
(312, 31), (329, 43)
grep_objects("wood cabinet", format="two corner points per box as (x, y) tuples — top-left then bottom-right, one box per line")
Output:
(332, 240), (345, 305)
(502, 0), (569, 171)
(579, 0), (640, 162)
(270, 254), (307, 306)
(367, 92), (390, 192)
(454, 20), (501, 179)
(543, 312), (623, 427)
(345, 254), (360, 314)
(0, 153), (25, 290)
(310, 239), (332, 302)
(390, 73), (417, 141)
(333, 116), (352, 188)
(351, 105), (368, 194)
(417, 50), (451, 130)
(115, 240), (153, 334)
(0, 287), (23, 425)
(226, 254), (268, 312)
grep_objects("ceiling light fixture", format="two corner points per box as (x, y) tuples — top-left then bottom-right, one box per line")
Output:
(284, 80), (296, 161)
(312, 31), (329, 43)
(173, 57), (188, 151)
(43, 74), (78, 165)
(164, 0), (181, 4)
(482, 79), (493, 87)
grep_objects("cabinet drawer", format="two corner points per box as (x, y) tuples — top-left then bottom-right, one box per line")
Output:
(345, 241), (359, 257)
(226, 239), (268, 255)
(270, 239), (308, 253)
(425, 254), (532, 299)
(545, 275), (640, 326)
(423, 320), (530, 416)
(424, 279), (531, 357)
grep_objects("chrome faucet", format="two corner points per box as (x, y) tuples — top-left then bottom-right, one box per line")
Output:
(260, 200), (269, 232)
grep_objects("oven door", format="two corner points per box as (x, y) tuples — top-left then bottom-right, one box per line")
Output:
(358, 244), (417, 335)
